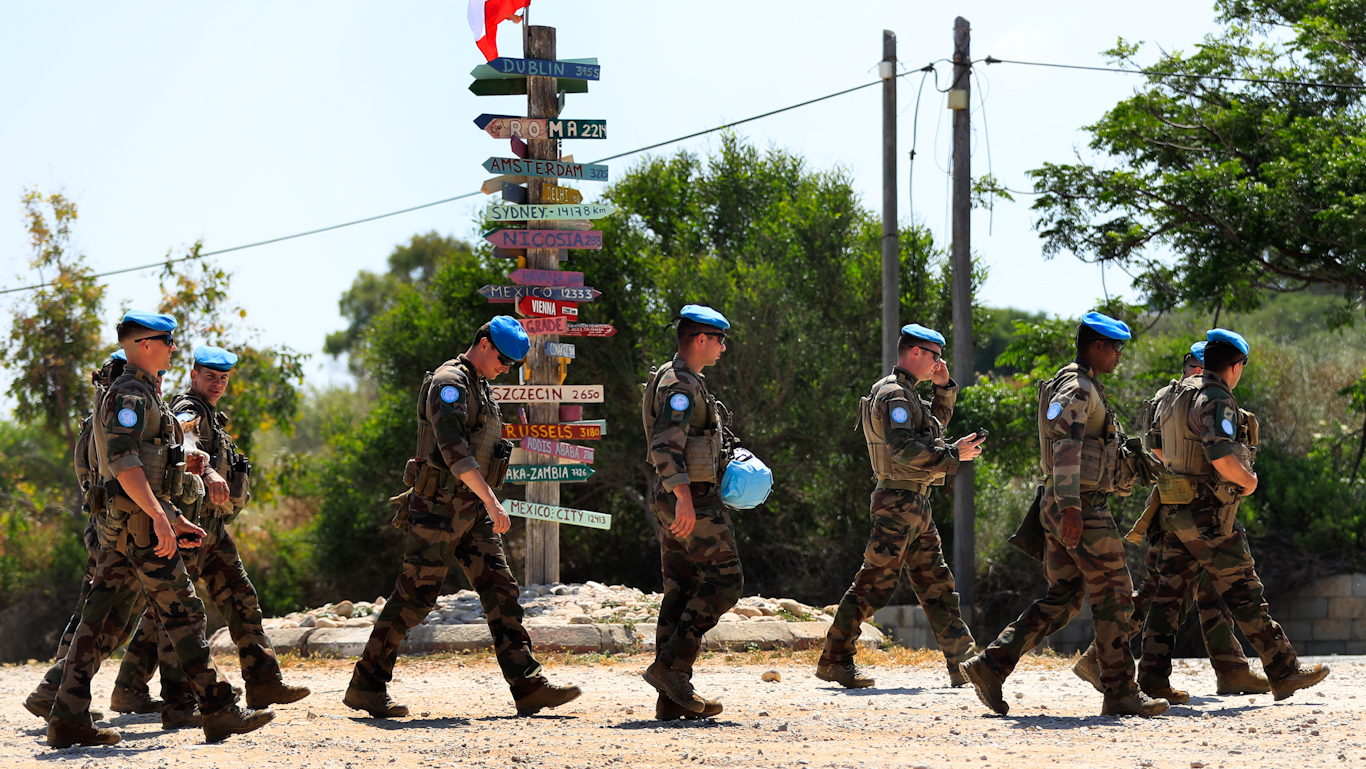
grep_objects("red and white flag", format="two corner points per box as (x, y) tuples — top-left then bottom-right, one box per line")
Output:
(468, 0), (530, 62)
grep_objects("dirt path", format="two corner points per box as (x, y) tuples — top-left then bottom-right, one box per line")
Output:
(2, 650), (1361, 769)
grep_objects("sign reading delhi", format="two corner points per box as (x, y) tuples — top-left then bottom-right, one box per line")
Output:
(486, 230), (602, 250)
(521, 436), (595, 464)
(480, 285), (600, 302)
(477, 115), (607, 141)
(505, 464), (596, 484)
(492, 384), (604, 403)
(483, 157), (609, 182)
(506, 499), (611, 530)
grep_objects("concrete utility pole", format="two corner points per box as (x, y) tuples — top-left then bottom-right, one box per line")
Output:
(523, 25), (560, 585)
(949, 16), (976, 625)
(881, 30), (899, 374)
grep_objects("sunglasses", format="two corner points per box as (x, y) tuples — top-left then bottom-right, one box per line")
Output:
(496, 351), (517, 367)
(912, 345), (943, 362)
(702, 332), (728, 346)
(135, 334), (175, 347)
(1109, 340), (1125, 353)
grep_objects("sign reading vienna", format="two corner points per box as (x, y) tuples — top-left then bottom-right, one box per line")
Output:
(492, 384), (604, 403)
(486, 230), (602, 250)
(483, 157), (609, 182)
(505, 464), (596, 484)
(505, 499), (611, 530)
(503, 422), (601, 441)
(517, 296), (577, 318)
(522, 436), (595, 464)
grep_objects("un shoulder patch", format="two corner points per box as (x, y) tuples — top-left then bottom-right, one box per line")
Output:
(890, 406), (909, 424)
(440, 385), (460, 403)
(1047, 402), (1062, 420)
(1221, 418), (1234, 435)
(669, 393), (690, 411)
(117, 408), (138, 428)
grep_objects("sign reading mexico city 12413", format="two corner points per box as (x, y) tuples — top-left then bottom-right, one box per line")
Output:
(483, 157), (609, 182)
(506, 499), (611, 530)
(492, 384), (604, 403)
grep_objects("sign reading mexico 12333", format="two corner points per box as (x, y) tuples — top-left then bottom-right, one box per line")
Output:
(492, 384), (604, 403)
(506, 499), (611, 530)
(477, 115), (607, 140)
(483, 157), (609, 182)
(505, 464), (596, 484)
(479, 285), (600, 302)
(487, 57), (601, 80)
(486, 230), (602, 250)
(521, 435), (595, 464)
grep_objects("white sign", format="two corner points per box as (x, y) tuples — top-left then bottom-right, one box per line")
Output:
(492, 384), (604, 403)
(505, 499), (612, 530)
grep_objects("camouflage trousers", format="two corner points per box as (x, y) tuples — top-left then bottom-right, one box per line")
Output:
(651, 480), (743, 671)
(351, 497), (544, 699)
(50, 522), (237, 725)
(1133, 535), (1249, 687)
(1142, 498), (1298, 681)
(821, 488), (973, 667)
(116, 518), (282, 704)
(983, 490), (1137, 697)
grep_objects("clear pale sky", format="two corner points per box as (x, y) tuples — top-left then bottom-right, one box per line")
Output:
(0, 1), (1220, 389)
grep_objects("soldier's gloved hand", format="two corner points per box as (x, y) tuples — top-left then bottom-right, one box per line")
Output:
(1060, 506), (1083, 549)
(488, 499), (511, 534)
(173, 516), (207, 548)
(152, 514), (179, 558)
(204, 468), (231, 507)
(955, 433), (985, 461)
(670, 491), (697, 538)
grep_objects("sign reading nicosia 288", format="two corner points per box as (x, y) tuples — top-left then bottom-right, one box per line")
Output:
(492, 384), (604, 403)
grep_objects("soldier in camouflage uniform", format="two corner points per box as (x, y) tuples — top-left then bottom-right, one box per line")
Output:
(1141, 329), (1329, 701)
(113, 345), (310, 727)
(1074, 342), (1269, 702)
(817, 323), (984, 690)
(44, 312), (274, 747)
(345, 317), (581, 719)
(641, 305), (742, 720)
(962, 313), (1169, 717)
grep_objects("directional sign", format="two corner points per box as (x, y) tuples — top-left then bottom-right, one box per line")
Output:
(480, 285), (600, 302)
(518, 296), (577, 318)
(472, 58), (599, 81)
(555, 219), (594, 230)
(519, 315), (569, 336)
(505, 464), (596, 484)
(543, 342), (576, 359)
(487, 230), (602, 250)
(492, 247), (527, 259)
(522, 436), (595, 464)
(563, 323), (617, 338)
(501, 183), (527, 204)
(481, 174), (526, 194)
(505, 499), (611, 530)
(483, 157), (609, 182)
(510, 136), (528, 158)
(492, 384), (604, 403)
(487, 57), (602, 81)
(503, 422), (600, 441)
(488, 203), (613, 223)
(542, 184), (584, 204)
(469, 79), (588, 97)
(509, 268), (585, 287)
(478, 116), (607, 141)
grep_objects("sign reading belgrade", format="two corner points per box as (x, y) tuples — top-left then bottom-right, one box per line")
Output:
(476, 115), (607, 141)
(503, 422), (601, 441)
(486, 230), (602, 250)
(522, 435), (595, 464)
(506, 499), (611, 530)
(480, 285), (600, 302)
(492, 384), (604, 403)
(517, 296), (577, 318)
(505, 464), (596, 484)
(483, 157), (609, 182)
(518, 315), (568, 336)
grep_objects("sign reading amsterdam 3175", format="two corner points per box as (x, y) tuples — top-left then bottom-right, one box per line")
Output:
(505, 499), (611, 530)
(492, 384), (604, 403)
(483, 157), (609, 182)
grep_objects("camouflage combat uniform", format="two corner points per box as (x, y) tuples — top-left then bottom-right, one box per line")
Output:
(979, 363), (1138, 697)
(644, 354), (743, 674)
(821, 367), (973, 669)
(115, 389), (281, 704)
(49, 363), (237, 726)
(1141, 371), (1299, 681)
(350, 355), (544, 699)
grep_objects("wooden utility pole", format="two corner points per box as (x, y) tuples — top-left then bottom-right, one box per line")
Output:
(949, 16), (975, 624)
(881, 30), (899, 374)
(523, 25), (560, 585)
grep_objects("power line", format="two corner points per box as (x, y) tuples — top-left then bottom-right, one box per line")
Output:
(983, 56), (1366, 90)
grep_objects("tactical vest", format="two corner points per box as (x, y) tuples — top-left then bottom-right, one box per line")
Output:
(1136, 379), (1178, 454)
(74, 361), (123, 519)
(641, 360), (723, 483)
(410, 359), (510, 495)
(171, 391), (250, 518)
(1155, 378), (1218, 480)
(93, 369), (186, 534)
(857, 374), (947, 485)
(1036, 365), (1120, 492)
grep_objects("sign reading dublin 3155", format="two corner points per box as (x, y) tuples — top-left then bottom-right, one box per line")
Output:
(505, 499), (611, 530)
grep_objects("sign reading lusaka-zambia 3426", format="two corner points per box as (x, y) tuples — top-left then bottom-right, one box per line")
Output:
(483, 157), (609, 182)
(505, 464), (595, 484)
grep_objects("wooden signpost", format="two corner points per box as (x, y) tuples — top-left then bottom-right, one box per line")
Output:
(487, 230), (602, 249)
(505, 464), (596, 484)
(482, 157), (609, 182)
(479, 285), (600, 302)
(543, 341), (576, 359)
(501, 182), (528, 204)
(505, 499), (611, 530)
(487, 57), (601, 80)
(562, 323), (617, 338)
(481, 174), (526, 194)
(503, 422), (600, 440)
(522, 435), (595, 464)
(477, 115), (607, 141)
(517, 296), (577, 318)
(492, 383), (604, 403)
(469, 78), (588, 97)
(541, 183), (583, 204)
(518, 315), (569, 336)
(509, 268), (585, 286)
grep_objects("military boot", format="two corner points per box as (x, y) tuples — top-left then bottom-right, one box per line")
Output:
(1215, 666), (1271, 695)
(161, 703), (203, 730)
(1072, 644), (1103, 693)
(202, 704), (274, 744)
(644, 660), (705, 713)
(1139, 681), (1190, 706)
(342, 685), (409, 718)
(1101, 691), (1170, 717)
(960, 654), (1009, 716)
(24, 691), (102, 723)
(1270, 663), (1331, 702)
(515, 681), (583, 717)
(46, 718), (120, 748)
(947, 661), (967, 688)
(110, 684), (163, 714)
(655, 692), (722, 721)
(815, 661), (875, 689)
(246, 680), (312, 709)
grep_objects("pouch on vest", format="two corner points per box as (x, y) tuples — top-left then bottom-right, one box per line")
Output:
(1008, 484), (1047, 563)
(683, 436), (720, 484)
(485, 439), (513, 491)
(128, 509), (153, 550)
(227, 454), (252, 512)
(1156, 475), (1197, 505)
(1125, 487), (1162, 545)
(388, 489), (412, 530)
(1213, 482), (1243, 536)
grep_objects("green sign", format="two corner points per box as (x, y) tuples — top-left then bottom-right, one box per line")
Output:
(505, 464), (595, 483)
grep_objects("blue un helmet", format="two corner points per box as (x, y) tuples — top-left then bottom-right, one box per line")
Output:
(721, 448), (774, 510)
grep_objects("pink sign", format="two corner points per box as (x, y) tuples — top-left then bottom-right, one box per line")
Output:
(521, 435), (595, 464)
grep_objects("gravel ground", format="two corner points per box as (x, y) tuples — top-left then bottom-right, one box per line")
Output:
(1, 649), (1361, 769)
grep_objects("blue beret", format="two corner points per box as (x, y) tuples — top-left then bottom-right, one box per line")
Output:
(489, 315), (530, 361)
(193, 345), (239, 372)
(1188, 341), (1206, 363)
(900, 323), (945, 346)
(1206, 328), (1249, 355)
(679, 304), (730, 330)
(110, 349), (127, 361)
(120, 311), (177, 332)
(1080, 311), (1131, 341)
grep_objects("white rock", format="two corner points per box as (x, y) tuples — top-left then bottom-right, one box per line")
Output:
(314, 617), (342, 628)
(757, 605), (778, 616)
(584, 581), (607, 591)
(718, 613), (741, 623)
(555, 605), (585, 616)
(535, 585), (552, 596)
(343, 617), (374, 627)
(298, 615), (316, 628)
(775, 599), (808, 616)
(568, 615), (594, 625)
(459, 611), (484, 623)
(334, 600), (355, 618)
(731, 606), (762, 618)
(591, 608), (617, 618)
(424, 612), (443, 624)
